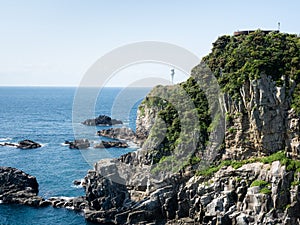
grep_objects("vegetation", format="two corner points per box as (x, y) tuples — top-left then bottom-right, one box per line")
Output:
(144, 77), (211, 165)
(145, 30), (300, 174)
(203, 30), (300, 105)
(291, 180), (300, 186)
(250, 180), (269, 188)
(260, 187), (272, 195)
(196, 150), (300, 177)
(250, 180), (272, 195)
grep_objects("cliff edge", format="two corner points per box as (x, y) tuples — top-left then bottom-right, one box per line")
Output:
(81, 30), (300, 224)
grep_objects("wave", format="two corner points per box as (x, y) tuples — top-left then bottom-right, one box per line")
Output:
(0, 142), (18, 148)
(71, 179), (85, 189)
(60, 142), (69, 146)
(55, 196), (75, 201)
(0, 137), (12, 141)
(127, 141), (138, 149)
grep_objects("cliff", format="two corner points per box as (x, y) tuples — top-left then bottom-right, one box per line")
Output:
(79, 30), (300, 224)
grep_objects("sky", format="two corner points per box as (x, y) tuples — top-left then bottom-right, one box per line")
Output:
(0, 0), (299, 87)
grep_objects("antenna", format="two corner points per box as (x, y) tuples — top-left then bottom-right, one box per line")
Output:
(278, 22), (281, 31)
(170, 68), (175, 84)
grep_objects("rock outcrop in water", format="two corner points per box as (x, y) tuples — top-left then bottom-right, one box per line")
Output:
(94, 141), (128, 149)
(82, 115), (123, 126)
(0, 139), (42, 149)
(65, 139), (90, 149)
(17, 140), (42, 149)
(0, 167), (45, 206)
(97, 127), (145, 147)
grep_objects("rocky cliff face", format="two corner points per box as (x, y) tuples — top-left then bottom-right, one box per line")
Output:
(78, 75), (300, 224)
(223, 74), (294, 160)
(80, 157), (300, 224)
(165, 161), (300, 225)
(135, 100), (158, 141)
(78, 31), (300, 224)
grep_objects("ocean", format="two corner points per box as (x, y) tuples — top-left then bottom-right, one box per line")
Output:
(0, 87), (150, 225)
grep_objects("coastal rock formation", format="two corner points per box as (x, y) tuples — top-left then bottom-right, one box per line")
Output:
(94, 141), (128, 149)
(78, 158), (300, 224)
(0, 167), (45, 206)
(82, 115), (123, 126)
(5, 31), (300, 225)
(97, 127), (144, 146)
(65, 139), (90, 149)
(0, 139), (42, 149)
(135, 100), (159, 141)
(222, 73), (292, 160)
(77, 31), (300, 224)
(165, 160), (300, 225)
(17, 139), (42, 149)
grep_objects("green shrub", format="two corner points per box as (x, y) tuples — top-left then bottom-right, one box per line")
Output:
(228, 127), (236, 134)
(250, 180), (269, 188)
(203, 30), (300, 100)
(190, 156), (201, 165)
(260, 187), (272, 195)
(259, 151), (285, 164)
(291, 180), (300, 186)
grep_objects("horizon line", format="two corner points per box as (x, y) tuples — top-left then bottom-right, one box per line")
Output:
(0, 85), (155, 88)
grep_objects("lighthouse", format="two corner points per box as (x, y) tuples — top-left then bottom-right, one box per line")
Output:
(170, 69), (175, 84)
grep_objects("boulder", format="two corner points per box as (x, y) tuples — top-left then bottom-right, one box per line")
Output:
(0, 167), (44, 206)
(17, 140), (42, 149)
(94, 141), (128, 149)
(65, 139), (90, 149)
(82, 115), (122, 126)
(97, 128), (136, 141)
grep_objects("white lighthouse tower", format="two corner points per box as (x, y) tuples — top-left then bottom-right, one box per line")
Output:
(170, 68), (175, 84)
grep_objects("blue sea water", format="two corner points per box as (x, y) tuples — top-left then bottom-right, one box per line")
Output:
(0, 87), (150, 225)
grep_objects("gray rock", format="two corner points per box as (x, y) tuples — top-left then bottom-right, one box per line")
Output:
(0, 167), (44, 206)
(82, 115), (122, 126)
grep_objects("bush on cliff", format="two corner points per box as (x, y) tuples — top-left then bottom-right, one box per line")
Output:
(203, 30), (300, 102)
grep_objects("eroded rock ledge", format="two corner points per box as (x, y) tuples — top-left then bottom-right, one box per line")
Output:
(78, 159), (300, 225)
(97, 127), (145, 147)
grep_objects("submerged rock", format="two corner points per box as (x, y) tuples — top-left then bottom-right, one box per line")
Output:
(82, 115), (123, 126)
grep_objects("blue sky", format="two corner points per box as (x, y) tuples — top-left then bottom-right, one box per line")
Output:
(0, 0), (299, 86)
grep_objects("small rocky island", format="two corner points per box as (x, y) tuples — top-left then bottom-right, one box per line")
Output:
(82, 115), (123, 126)
(0, 139), (42, 149)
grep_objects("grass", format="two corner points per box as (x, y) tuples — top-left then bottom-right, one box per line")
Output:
(196, 150), (300, 178)
(291, 180), (300, 186)
(259, 151), (286, 164)
(250, 180), (272, 195)
(196, 157), (258, 177)
(250, 180), (269, 188)
(260, 187), (272, 195)
(260, 151), (300, 172)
